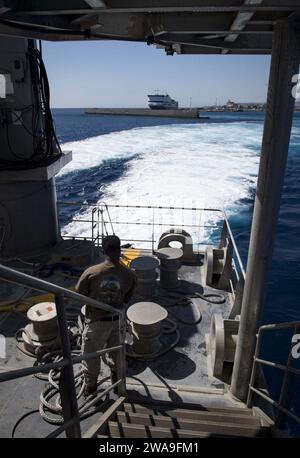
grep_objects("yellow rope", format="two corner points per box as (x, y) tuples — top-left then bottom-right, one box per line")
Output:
(120, 249), (141, 267)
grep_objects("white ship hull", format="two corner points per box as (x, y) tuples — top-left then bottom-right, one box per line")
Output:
(148, 93), (179, 110)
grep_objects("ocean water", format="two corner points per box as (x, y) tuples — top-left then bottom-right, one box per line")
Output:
(53, 108), (300, 431)
(53, 108), (300, 324)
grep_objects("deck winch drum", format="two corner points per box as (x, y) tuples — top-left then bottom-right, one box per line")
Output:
(127, 302), (168, 356)
(21, 302), (60, 354)
(130, 256), (159, 298)
(27, 302), (58, 339)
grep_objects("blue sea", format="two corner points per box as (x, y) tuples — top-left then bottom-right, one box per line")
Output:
(53, 108), (300, 431)
(53, 108), (300, 324)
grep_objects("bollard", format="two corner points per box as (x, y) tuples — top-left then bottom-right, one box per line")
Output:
(130, 256), (159, 298)
(156, 247), (183, 290)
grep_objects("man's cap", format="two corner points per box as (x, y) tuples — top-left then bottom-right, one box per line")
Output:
(102, 235), (121, 253)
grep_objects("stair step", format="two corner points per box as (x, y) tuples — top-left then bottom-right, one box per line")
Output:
(116, 412), (268, 437)
(123, 403), (259, 425)
(108, 421), (239, 438)
(124, 401), (253, 416)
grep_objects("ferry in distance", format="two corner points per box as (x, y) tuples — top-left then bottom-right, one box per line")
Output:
(148, 92), (179, 110)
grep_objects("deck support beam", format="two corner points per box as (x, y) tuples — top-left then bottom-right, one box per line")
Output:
(230, 16), (300, 402)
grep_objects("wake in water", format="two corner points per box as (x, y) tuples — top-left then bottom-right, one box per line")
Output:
(58, 122), (262, 246)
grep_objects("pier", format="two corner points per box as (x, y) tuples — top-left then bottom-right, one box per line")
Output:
(85, 108), (200, 119)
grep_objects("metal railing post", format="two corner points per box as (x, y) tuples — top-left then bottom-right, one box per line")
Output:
(151, 207), (155, 254)
(275, 324), (300, 429)
(55, 293), (81, 438)
(97, 207), (100, 248)
(247, 329), (262, 407)
(100, 207), (104, 244)
(118, 312), (127, 397)
(91, 207), (96, 244)
(105, 204), (115, 234)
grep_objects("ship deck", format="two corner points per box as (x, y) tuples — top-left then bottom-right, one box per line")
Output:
(0, 248), (240, 437)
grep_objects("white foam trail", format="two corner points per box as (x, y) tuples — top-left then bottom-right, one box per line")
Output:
(61, 122), (262, 246)
(59, 128), (151, 175)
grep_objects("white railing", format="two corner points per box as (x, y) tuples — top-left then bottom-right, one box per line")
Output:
(247, 321), (300, 431)
(58, 201), (245, 295)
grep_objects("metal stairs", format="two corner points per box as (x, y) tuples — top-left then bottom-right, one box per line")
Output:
(94, 400), (272, 438)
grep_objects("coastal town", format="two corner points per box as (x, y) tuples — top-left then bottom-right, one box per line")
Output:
(199, 99), (265, 112)
(199, 99), (300, 112)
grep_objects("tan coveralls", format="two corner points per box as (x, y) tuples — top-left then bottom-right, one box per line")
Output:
(75, 260), (136, 386)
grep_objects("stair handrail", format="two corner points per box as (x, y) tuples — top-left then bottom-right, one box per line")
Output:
(247, 320), (300, 430)
(0, 263), (126, 438)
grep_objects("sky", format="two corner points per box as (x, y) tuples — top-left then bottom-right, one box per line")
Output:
(42, 40), (271, 109)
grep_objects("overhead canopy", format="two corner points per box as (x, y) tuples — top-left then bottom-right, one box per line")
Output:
(0, 1), (299, 55)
